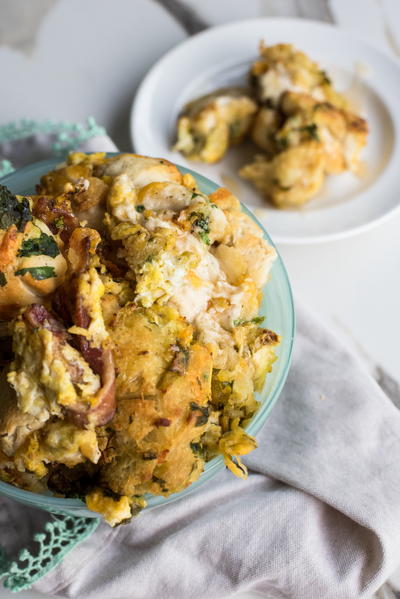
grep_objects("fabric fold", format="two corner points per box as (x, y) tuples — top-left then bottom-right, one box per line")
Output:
(30, 304), (400, 599)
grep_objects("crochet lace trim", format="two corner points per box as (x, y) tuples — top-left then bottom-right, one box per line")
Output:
(0, 514), (99, 592)
(0, 116), (105, 177)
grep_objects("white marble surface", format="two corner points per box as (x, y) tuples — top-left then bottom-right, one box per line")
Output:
(0, 1), (399, 598)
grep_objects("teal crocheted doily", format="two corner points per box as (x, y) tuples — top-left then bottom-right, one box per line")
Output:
(0, 515), (99, 592)
(0, 116), (105, 178)
(0, 116), (105, 591)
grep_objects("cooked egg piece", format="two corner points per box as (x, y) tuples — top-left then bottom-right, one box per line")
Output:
(85, 489), (142, 527)
(240, 143), (326, 208)
(250, 42), (347, 109)
(173, 87), (257, 163)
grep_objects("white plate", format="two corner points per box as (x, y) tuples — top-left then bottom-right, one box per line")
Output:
(131, 18), (400, 244)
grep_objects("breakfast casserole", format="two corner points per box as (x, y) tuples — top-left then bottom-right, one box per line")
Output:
(0, 152), (280, 525)
(173, 87), (258, 163)
(173, 42), (368, 208)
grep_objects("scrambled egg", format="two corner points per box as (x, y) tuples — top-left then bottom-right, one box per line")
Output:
(15, 421), (100, 478)
(8, 318), (101, 421)
(0, 152), (280, 526)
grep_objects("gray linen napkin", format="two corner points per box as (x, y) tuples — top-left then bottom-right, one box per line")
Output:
(1, 129), (400, 599)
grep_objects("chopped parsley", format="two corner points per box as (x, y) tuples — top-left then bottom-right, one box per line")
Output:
(0, 272), (6, 287)
(18, 232), (60, 258)
(198, 230), (210, 245)
(319, 70), (331, 85)
(190, 212), (210, 245)
(190, 402), (209, 427)
(15, 266), (56, 280)
(54, 216), (64, 230)
(300, 123), (320, 141)
(190, 441), (204, 456)
(152, 475), (169, 493)
(275, 136), (289, 151)
(135, 204), (145, 213)
(0, 186), (32, 231)
(229, 120), (241, 139)
(233, 316), (265, 327)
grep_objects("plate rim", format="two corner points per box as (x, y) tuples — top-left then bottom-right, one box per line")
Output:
(130, 16), (400, 245)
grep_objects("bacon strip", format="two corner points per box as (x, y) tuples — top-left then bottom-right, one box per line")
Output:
(23, 304), (115, 428)
(33, 196), (79, 245)
(87, 348), (115, 427)
(69, 299), (116, 427)
(24, 303), (66, 336)
(64, 228), (116, 427)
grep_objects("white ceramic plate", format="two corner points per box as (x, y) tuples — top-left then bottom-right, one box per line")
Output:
(131, 18), (400, 244)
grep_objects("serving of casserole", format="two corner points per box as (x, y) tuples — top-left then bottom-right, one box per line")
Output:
(0, 152), (290, 525)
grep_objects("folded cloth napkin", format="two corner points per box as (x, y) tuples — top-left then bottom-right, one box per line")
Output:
(1, 125), (400, 599)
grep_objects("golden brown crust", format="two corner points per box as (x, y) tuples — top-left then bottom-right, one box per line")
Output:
(173, 88), (257, 163)
(101, 342), (212, 496)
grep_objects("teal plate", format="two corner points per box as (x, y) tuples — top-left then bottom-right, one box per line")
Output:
(0, 155), (295, 517)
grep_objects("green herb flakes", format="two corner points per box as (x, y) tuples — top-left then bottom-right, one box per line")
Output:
(299, 123), (319, 141)
(190, 402), (209, 427)
(190, 442), (203, 455)
(15, 266), (56, 280)
(0, 186), (32, 232)
(229, 120), (241, 139)
(190, 212), (210, 245)
(233, 316), (265, 326)
(54, 216), (64, 230)
(18, 232), (60, 258)
(319, 70), (331, 85)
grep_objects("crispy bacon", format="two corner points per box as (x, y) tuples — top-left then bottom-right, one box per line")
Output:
(24, 304), (66, 337)
(87, 348), (115, 426)
(66, 348), (115, 428)
(33, 196), (79, 244)
(23, 304), (115, 428)
(67, 228), (101, 275)
(62, 228), (116, 427)
(68, 297), (116, 426)
(73, 299), (103, 375)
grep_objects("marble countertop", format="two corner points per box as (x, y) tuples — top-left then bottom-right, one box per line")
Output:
(0, 1), (399, 598)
